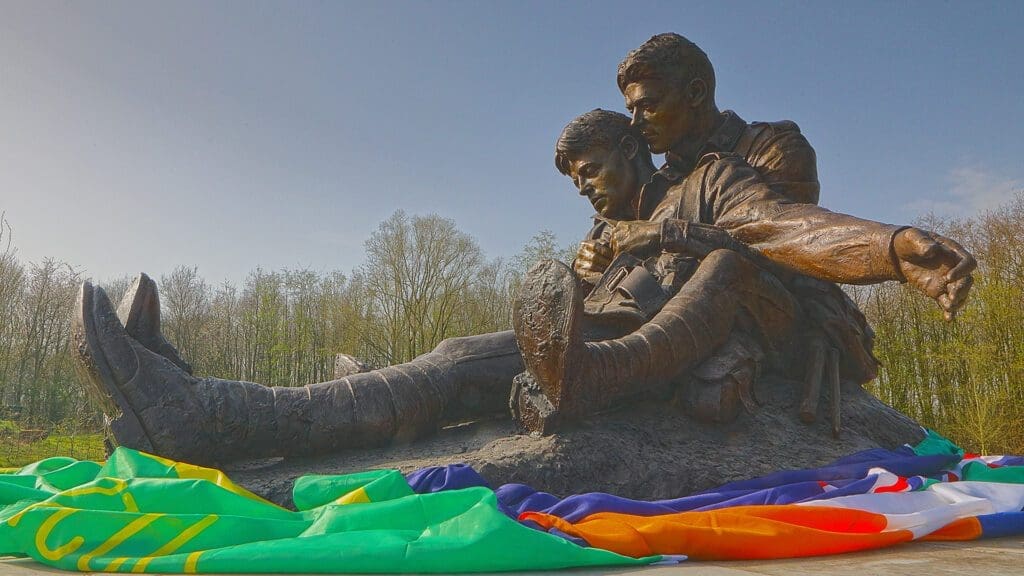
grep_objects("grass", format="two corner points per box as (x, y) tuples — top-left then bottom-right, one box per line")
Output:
(0, 432), (106, 468)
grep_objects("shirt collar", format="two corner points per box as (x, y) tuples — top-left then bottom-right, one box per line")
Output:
(703, 110), (746, 154)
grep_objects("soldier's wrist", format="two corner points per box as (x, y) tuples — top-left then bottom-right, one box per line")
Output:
(887, 226), (912, 283)
(660, 219), (688, 254)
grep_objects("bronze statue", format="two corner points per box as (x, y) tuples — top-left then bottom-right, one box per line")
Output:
(512, 34), (974, 433)
(71, 33), (975, 466)
(512, 109), (868, 432)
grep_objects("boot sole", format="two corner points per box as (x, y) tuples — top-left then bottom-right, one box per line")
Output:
(71, 282), (155, 453)
(117, 273), (193, 374)
(117, 273), (152, 337)
(512, 260), (582, 412)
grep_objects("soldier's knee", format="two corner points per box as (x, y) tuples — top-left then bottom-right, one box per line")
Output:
(698, 249), (758, 285)
(433, 336), (465, 357)
(702, 248), (744, 269)
(433, 334), (493, 358)
(433, 331), (518, 361)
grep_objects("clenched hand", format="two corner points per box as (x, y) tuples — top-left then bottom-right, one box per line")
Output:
(893, 228), (976, 321)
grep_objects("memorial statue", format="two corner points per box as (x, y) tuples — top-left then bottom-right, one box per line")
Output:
(72, 33), (975, 467)
(511, 34), (975, 431)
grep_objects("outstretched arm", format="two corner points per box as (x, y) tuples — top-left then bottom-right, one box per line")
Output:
(608, 156), (976, 320)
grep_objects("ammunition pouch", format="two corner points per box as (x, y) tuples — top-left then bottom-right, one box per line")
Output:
(582, 252), (697, 338)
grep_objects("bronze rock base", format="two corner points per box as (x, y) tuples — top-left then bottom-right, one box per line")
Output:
(225, 375), (924, 509)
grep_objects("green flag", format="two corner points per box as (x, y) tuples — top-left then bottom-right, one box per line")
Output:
(0, 448), (652, 573)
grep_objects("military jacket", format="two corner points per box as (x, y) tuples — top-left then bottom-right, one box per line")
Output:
(644, 154), (904, 285)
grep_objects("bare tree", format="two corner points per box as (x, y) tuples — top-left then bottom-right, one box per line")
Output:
(159, 266), (211, 371)
(0, 215), (25, 405)
(358, 211), (484, 365)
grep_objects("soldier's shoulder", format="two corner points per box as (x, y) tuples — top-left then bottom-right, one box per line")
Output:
(744, 119), (812, 152)
(739, 119), (816, 164)
(748, 119), (803, 136)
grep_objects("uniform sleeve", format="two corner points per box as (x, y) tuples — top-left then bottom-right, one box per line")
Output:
(664, 156), (906, 285)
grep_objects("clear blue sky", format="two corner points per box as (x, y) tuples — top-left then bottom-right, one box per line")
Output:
(2, 1), (1022, 284)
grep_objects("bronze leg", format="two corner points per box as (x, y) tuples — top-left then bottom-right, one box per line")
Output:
(73, 280), (523, 465)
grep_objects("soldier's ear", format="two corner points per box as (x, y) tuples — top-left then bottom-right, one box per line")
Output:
(619, 134), (639, 161)
(687, 78), (708, 108)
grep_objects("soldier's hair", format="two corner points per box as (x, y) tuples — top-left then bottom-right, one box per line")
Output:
(617, 33), (716, 100)
(554, 109), (650, 176)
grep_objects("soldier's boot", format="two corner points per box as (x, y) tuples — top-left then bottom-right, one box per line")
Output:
(512, 250), (798, 433)
(73, 281), (521, 466)
(116, 273), (193, 374)
(113, 272), (521, 424)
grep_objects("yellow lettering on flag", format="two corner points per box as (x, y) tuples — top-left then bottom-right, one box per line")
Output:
(103, 557), (129, 572)
(62, 478), (129, 498)
(7, 502), (57, 528)
(145, 452), (276, 507)
(77, 514), (161, 571)
(130, 515), (218, 573)
(184, 550), (203, 574)
(121, 493), (139, 513)
(35, 508), (84, 561)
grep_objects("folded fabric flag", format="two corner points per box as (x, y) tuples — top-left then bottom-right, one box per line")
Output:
(521, 480), (1024, 559)
(1, 429), (1022, 572)
(516, 430), (1024, 559)
(491, 446), (960, 523)
(405, 463), (490, 494)
(0, 450), (649, 573)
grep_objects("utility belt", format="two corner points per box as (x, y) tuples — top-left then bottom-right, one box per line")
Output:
(582, 251), (698, 336)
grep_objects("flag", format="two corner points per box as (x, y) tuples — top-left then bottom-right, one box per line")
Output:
(1, 429), (1022, 572)
(0, 450), (649, 573)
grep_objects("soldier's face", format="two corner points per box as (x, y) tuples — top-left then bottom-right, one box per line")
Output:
(623, 78), (692, 154)
(565, 143), (638, 220)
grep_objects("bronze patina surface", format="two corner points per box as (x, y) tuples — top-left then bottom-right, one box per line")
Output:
(71, 33), (974, 469)
(512, 35), (973, 433)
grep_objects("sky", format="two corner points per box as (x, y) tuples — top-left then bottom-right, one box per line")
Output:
(1, 0), (1022, 285)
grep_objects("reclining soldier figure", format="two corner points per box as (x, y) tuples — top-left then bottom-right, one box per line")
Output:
(71, 34), (974, 466)
(72, 108), (808, 465)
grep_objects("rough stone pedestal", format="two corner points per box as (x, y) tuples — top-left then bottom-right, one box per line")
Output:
(227, 376), (924, 508)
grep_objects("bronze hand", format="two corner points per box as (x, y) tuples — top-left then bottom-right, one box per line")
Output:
(573, 239), (614, 285)
(609, 220), (663, 257)
(893, 228), (976, 321)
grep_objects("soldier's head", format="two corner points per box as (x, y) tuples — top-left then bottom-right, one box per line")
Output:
(555, 109), (655, 220)
(618, 33), (718, 154)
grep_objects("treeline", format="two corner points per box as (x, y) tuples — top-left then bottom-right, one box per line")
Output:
(1, 201), (1023, 455)
(145, 211), (563, 386)
(0, 213), (85, 427)
(0, 210), (569, 427)
(851, 195), (1024, 454)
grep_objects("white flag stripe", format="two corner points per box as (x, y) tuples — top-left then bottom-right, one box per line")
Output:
(796, 481), (1024, 538)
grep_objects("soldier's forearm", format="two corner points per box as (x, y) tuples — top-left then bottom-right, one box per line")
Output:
(723, 204), (908, 284)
